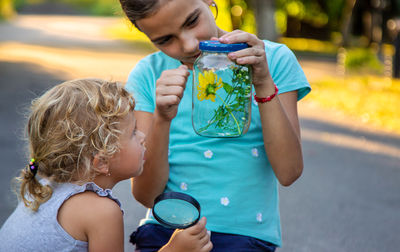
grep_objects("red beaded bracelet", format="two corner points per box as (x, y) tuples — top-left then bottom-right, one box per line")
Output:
(254, 84), (279, 103)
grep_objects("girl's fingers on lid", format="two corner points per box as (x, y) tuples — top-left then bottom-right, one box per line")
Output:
(218, 30), (246, 43)
(228, 47), (264, 60)
(219, 32), (261, 46)
(236, 55), (261, 65)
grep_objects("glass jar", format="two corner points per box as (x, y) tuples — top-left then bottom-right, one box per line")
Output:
(192, 40), (252, 138)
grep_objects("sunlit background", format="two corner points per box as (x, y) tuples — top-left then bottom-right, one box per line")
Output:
(1, 0), (399, 134)
(1, 1), (400, 251)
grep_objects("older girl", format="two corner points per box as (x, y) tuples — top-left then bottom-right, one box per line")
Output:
(119, 0), (311, 251)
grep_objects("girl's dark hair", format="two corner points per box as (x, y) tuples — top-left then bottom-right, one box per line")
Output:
(120, 0), (219, 29)
(119, 0), (165, 28)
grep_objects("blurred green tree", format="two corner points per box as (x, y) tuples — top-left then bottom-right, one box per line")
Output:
(57, 0), (121, 16)
(234, 0), (347, 41)
(275, 0), (346, 40)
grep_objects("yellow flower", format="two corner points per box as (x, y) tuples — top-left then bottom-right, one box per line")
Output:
(197, 70), (223, 102)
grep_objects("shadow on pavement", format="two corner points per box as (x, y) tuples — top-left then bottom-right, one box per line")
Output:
(278, 117), (400, 252)
(301, 117), (400, 152)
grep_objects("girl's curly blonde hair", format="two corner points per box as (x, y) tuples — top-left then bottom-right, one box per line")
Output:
(19, 78), (135, 211)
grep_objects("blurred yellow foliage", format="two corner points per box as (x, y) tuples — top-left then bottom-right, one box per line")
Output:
(0, 0), (15, 19)
(280, 37), (337, 54)
(307, 76), (400, 134)
(286, 1), (304, 18)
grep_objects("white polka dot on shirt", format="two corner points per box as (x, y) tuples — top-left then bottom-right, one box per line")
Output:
(204, 149), (213, 159)
(251, 148), (259, 157)
(180, 182), (188, 191)
(256, 212), (263, 222)
(220, 197), (230, 206)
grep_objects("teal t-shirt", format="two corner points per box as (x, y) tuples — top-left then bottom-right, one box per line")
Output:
(126, 40), (310, 246)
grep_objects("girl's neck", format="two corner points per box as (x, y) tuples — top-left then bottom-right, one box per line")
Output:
(93, 176), (117, 190)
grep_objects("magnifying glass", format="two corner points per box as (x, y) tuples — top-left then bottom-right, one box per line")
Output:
(152, 191), (201, 229)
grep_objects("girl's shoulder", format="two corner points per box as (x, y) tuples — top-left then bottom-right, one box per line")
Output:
(262, 40), (293, 57)
(57, 190), (123, 242)
(64, 190), (121, 210)
(135, 51), (181, 71)
(63, 190), (122, 219)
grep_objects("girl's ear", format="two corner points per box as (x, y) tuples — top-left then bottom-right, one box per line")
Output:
(93, 153), (109, 175)
(204, 0), (214, 6)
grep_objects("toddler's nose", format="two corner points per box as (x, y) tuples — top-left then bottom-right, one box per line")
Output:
(136, 130), (146, 145)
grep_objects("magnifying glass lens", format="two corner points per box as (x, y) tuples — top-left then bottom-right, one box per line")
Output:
(154, 199), (199, 225)
(152, 192), (201, 229)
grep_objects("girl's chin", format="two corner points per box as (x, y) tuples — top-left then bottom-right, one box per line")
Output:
(182, 59), (195, 64)
(183, 54), (200, 63)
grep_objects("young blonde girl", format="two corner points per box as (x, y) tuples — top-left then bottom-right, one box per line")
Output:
(119, 0), (311, 251)
(0, 78), (212, 252)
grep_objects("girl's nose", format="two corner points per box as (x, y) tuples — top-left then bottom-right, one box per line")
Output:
(181, 32), (198, 54)
(136, 130), (146, 144)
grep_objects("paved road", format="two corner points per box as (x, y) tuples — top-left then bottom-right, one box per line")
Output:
(1, 15), (399, 252)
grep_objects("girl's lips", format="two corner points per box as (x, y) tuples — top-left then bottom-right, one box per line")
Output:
(190, 52), (201, 60)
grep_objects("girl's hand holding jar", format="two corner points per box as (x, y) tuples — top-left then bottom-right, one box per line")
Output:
(218, 30), (276, 95)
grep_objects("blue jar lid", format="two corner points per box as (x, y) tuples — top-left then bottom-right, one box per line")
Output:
(199, 40), (248, 52)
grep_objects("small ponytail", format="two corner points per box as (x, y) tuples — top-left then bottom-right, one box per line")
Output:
(18, 162), (52, 212)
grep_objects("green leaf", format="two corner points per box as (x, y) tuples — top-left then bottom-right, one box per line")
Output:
(223, 82), (233, 93)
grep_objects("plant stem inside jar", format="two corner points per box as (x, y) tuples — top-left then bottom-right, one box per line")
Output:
(195, 65), (251, 136)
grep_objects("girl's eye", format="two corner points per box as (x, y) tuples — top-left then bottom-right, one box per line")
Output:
(186, 15), (199, 27)
(132, 128), (138, 137)
(131, 124), (138, 137)
(157, 36), (172, 46)
(155, 13), (199, 46)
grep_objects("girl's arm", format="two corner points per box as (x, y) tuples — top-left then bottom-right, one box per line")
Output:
(218, 31), (303, 186)
(253, 84), (303, 186)
(131, 110), (171, 207)
(86, 197), (124, 252)
(58, 191), (124, 252)
(132, 65), (190, 207)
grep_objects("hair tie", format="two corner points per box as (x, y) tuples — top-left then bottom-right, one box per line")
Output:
(28, 158), (38, 177)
